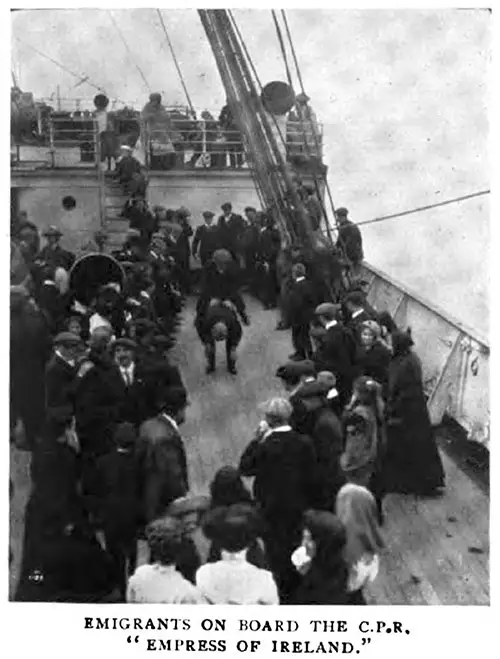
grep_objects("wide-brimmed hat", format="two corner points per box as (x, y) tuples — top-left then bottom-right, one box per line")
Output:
(53, 331), (83, 347)
(276, 360), (316, 383)
(43, 225), (62, 238)
(111, 337), (137, 352)
(315, 302), (341, 320)
(166, 495), (211, 519)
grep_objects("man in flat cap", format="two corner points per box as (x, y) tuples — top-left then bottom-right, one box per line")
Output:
(33, 331), (83, 497)
(192, 211), (223, 267)
(313, 302), (356, 407)
(335, 207), (364, 274)
(173, 207), (193, 294)
(286, 262), (318, 361)
(217, 202), (246, 260)
(275, 359), (317, 396)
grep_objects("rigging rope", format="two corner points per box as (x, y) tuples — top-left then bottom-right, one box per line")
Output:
(155, 10), (195, 115)
(13, 37), (106, 93)
(107, 11), (151, 93)
(271, 11), (294, 88)
(356, 190), (490, 228)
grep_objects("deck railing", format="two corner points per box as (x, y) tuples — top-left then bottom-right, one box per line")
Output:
(360, 262), (490, 448)
(11, 115), (324, 171)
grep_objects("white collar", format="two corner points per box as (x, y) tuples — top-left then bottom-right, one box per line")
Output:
(55, 350), (75, 367)
(120, 362), (135, 374)
(43, 279), (57, 287)
(325, 319), (338, 329)
(161, 412), (179, 432)
(295, 276), (305, 282)
(221, 549), (247, 563)
(327, 387), (339, 400)
(263, 424), (292, 440)
(304, 376), (315, 383)
(352, 308), (364, 319)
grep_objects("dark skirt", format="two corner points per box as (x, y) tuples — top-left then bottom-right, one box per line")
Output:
(382, 400), (445, 496)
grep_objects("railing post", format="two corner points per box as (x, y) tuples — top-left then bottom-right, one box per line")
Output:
(48, 119), (55, 168)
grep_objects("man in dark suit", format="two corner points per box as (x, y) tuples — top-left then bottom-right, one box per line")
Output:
(37, 226), (75, 272)
(33, 332), (82, 499)
(342, 290), (376, 341)
(195, 299), (243, 375)
(239, 397), (318, 603)
(92, 422), (141, 598)
(192, 211), (222, 267)
(196, 249), (249, 325)
(335, 207), (364, 273)
(137, 387), (189, 524)
(286, 263), (317, 361)
(313, 302), (357, 408)
(217, 202), (246, 259)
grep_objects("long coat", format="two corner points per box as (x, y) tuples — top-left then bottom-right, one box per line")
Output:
(384, 351), (445, 495)
(10, 300), (50, 444)
(314, 322), (356, 405)
(137, 414), (189, 524)
(192, 225), (223, 265)
(355, 342), (392, 396)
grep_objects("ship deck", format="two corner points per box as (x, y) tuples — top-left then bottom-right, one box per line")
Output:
(9, 295), (489, 604)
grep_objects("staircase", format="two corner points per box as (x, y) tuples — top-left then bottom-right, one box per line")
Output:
(102, 174), (130, 252)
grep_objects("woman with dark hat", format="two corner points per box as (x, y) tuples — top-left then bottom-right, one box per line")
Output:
(197, 504), (279, 604)
(383, 330), (445, 496)
(290, 509), (350, 604)
(127, 517), (205, 603)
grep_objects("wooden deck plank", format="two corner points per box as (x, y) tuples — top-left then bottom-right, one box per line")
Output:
(173, 296), (490, 606)
(9, 294), (490, 605)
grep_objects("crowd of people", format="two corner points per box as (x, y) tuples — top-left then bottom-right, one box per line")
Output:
(10, 191), (445, 604)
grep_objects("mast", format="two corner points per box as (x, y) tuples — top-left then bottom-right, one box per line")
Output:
(198, 9), (317, 251)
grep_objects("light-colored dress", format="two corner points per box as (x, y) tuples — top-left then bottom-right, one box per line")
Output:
(127, 563), (206, 604)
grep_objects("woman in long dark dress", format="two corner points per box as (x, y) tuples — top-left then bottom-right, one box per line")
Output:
(383, 330), (445, 496)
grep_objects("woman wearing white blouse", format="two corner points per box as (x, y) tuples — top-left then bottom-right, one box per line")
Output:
(197, 503), (279, 605)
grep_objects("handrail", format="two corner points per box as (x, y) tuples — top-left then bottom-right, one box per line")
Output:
(362, 261), (489, 350)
